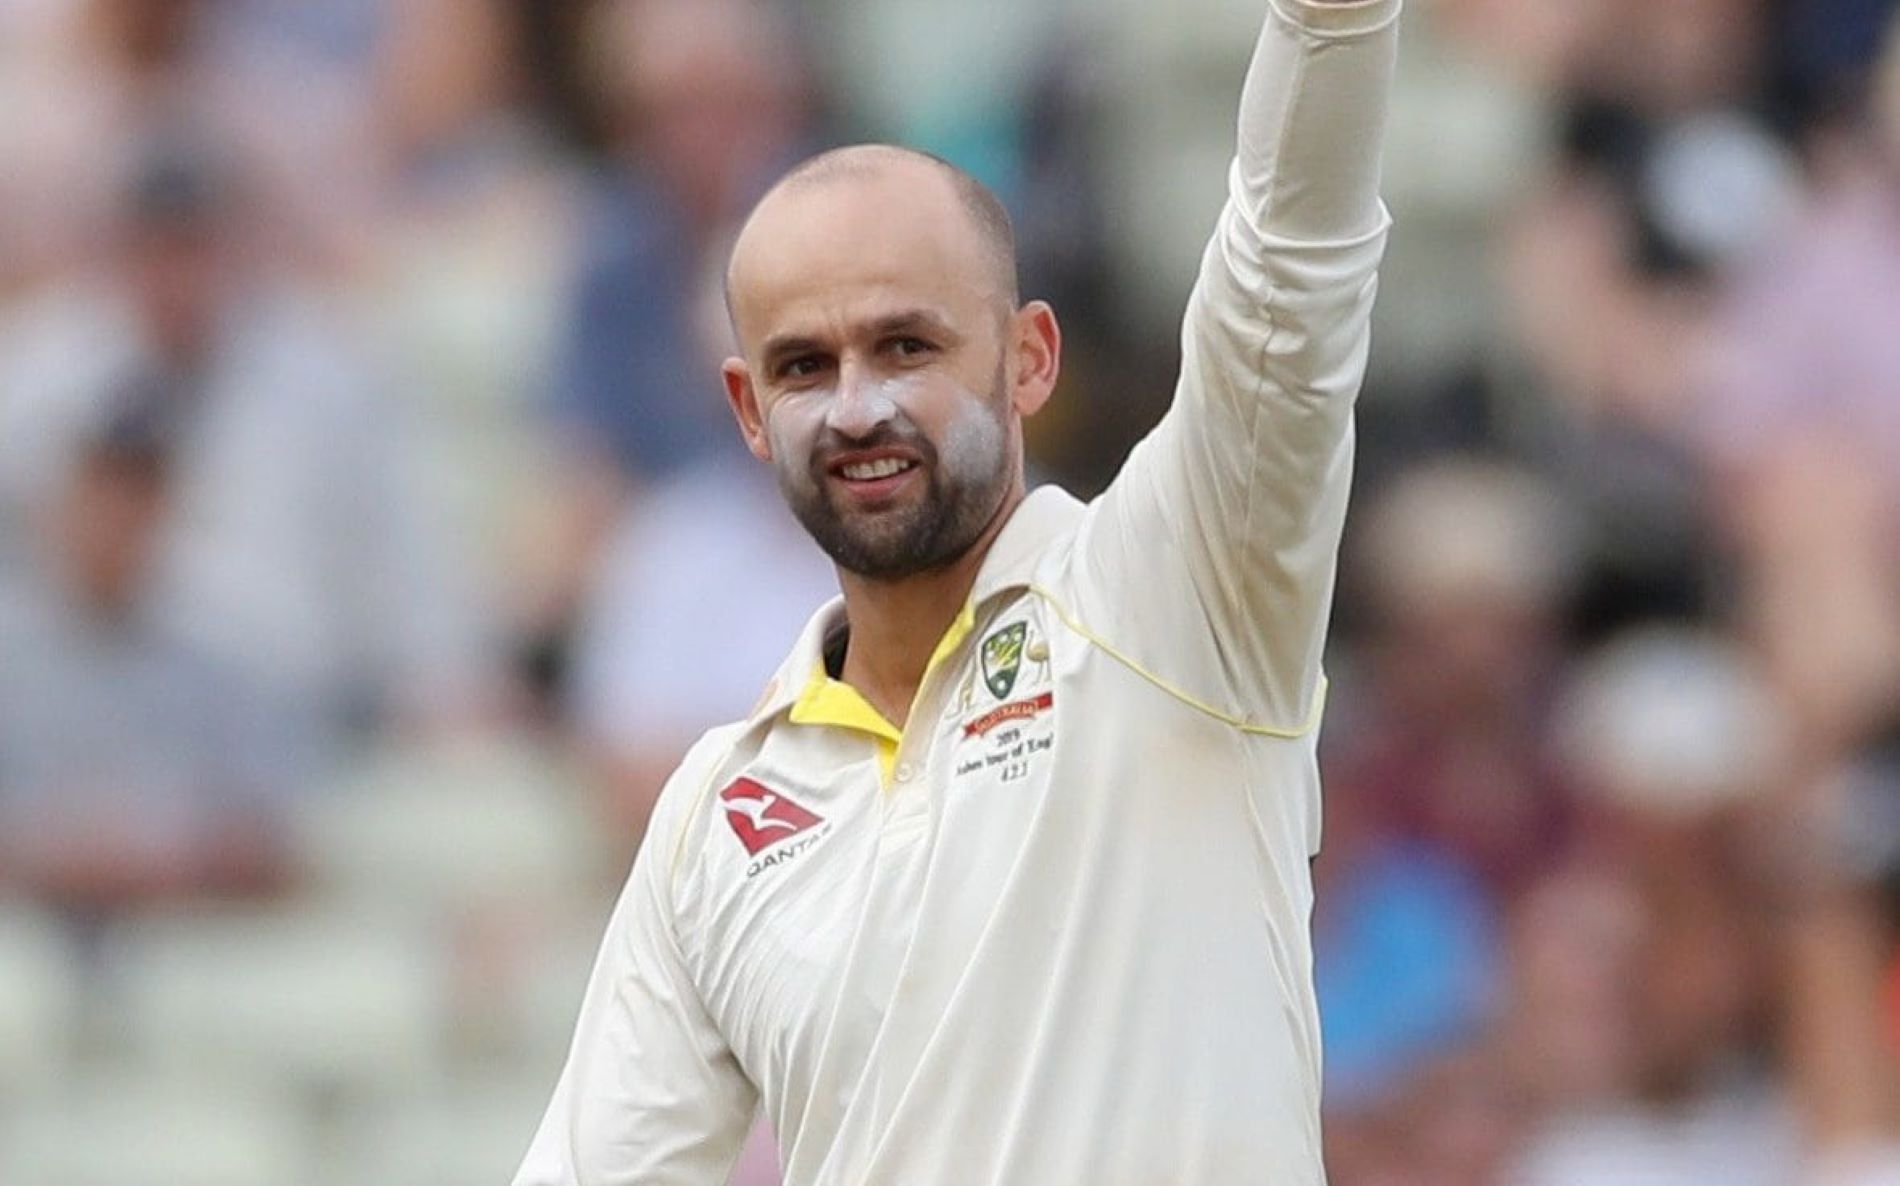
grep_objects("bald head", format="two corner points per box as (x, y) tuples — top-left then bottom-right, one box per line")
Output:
(727, 144), (1019, 321)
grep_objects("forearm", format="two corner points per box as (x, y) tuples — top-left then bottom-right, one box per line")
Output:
(1234, 0), (1401, 246)
(1200, 0), (1400, 406)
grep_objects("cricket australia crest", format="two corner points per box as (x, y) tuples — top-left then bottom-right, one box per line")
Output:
(980, 622), (1028, 700)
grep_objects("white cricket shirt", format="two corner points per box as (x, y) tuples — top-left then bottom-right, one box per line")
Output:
(517, 1), (1400, 1181)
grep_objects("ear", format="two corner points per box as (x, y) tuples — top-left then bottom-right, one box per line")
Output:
(721, 357), (773, 462)
(1008, 300), (1061, 419)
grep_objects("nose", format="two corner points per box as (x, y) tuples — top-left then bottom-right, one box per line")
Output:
(826, 363), (898, 440)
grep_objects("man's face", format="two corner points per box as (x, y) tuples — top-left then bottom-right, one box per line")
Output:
(724, 163), (1037, 581)
(762, 345), (1013, 581)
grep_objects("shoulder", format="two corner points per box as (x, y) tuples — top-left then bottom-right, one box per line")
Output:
(643, 718), (758, 889)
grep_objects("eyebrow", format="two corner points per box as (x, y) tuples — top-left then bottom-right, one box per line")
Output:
(760, 334), (826, 373)
(758, 308), (963, 371)
(868, 309), (959, 341)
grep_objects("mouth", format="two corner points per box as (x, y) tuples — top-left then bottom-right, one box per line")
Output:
(826, 449), (923, 501)
(838, 457), (916, 481)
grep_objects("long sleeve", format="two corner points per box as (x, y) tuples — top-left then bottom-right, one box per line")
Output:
(514, 771), (757, 1186)
(1073, 0), (1400, 732)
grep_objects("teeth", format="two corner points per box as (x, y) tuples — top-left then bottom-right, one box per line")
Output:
(842, 458), (913, 481)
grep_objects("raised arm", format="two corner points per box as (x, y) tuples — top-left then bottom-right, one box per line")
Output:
(1076, 0), (1400, 731)
(513, 772), (756, 1186)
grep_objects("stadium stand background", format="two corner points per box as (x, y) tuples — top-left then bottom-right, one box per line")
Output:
(1, 0), (1898, 1182)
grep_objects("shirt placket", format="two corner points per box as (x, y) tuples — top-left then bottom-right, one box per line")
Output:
(883, 653), (959, 837)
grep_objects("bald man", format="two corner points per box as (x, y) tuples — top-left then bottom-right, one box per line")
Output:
(517, 3), (1400, 1183)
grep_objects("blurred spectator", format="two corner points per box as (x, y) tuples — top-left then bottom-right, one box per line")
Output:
(357, 0), (584, 685)
(1418, 0), (1615, 92)
(1698, 22), (1900, 752)
(514, 0), (821, 700)
(1506, 854), (1800, 1185)
(1587, 0), (1772, 116)
(1777, 728), (1900, 1181)
(1508, 632), (1796, 1185)
(1703, 6), (1900, 485)
(0, 0), (373, 292)
(1429, 0), (1776, 114)
(1383, 1045), (1529, 1186)
(1315, 831), (1503, 1107)
(0, 127), (492, 753)
(1489, 95), (1789, 639)
(1502, 861), (1797, 1186)
(1321, 457), (1575, 1186)
(567, 461), (834, 857)
(997, 32), (1146, 497)
(1556, 629), (1785, 823)
(0, 380), (303, 919)
(803, 0), (1056, 191)
(1768, 0), (1900, 141)
(551, 0), (815, 483)
(1331, 459), (1579, 894)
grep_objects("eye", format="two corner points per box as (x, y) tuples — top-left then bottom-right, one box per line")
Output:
(779, 354), (828, 380)
(888, 336), (935, 359)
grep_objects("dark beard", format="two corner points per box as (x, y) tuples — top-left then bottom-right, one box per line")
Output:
(779, 391), (1010, 582)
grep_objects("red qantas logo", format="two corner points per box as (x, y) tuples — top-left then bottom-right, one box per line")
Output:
(720, 778), (825, 856)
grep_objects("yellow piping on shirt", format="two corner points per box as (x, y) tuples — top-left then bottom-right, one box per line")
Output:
(669, 587), (1321, 879)
(1026, 584), (1327, 739)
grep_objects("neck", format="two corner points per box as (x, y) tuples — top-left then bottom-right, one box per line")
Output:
(834, 484), (1024, 729)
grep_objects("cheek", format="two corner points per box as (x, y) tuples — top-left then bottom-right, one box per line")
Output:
(763, 394), (824, 464)
(762, 408), (797, 462)
(881, 375), (991, 439)
(932, 389), (1010, 478)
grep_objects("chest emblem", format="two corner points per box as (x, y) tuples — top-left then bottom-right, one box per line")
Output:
(720, 778), (825, 857)
(980, 622), (1028, 699)
(963, 692), (1055, 738)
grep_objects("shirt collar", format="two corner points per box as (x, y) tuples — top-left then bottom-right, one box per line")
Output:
(968, 484), (1084, 603)
(746, 484), (1086, 725)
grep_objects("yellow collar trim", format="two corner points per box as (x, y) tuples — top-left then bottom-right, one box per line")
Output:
(786, 601), (979, 782)
(924, 599), (978, 676)
(790, 665), (902, 744)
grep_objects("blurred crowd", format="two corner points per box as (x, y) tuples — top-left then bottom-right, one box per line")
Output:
(0, 0), (1898, 1183)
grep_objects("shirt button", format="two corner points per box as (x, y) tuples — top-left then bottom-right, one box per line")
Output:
(894, 763), (916, 783)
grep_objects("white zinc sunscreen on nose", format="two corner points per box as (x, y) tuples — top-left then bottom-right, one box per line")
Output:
(825, 376), (903, 433)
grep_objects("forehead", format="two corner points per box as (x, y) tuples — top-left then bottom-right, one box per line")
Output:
(728, 167), (999, 350)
